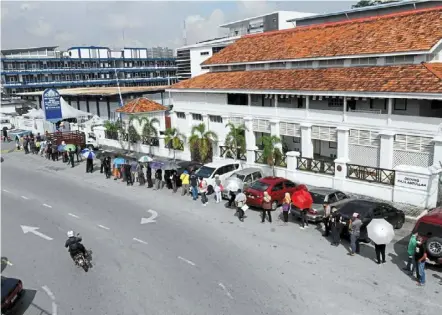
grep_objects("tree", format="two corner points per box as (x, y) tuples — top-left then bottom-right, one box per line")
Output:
(104, 121), (120, 140)
(188, 123), (218, 163)
(164, 127), (185, 161)
(140, 116), (159, 145)
(259, 135), (283, 176)
(224, 122), (247, 160)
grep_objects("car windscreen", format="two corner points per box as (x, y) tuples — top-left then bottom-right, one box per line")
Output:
(339, 201), (373, 218)
(310, 193), (326, 204)
(250, 181), (270, 191)
(230, 173), (246, 181)
(195, 166), (215, 178)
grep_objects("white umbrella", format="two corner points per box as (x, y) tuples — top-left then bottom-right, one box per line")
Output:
(367, 219), (395, 245)
(139, 155), (153, 163)
(225, 177), (243, 193)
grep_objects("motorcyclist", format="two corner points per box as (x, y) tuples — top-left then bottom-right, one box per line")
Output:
(65, 231), (88, 262)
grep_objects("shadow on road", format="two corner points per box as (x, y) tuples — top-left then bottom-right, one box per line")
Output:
(10, 288), (52, 315)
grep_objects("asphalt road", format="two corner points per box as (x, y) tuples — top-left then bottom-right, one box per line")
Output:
(1, 150), (442, 315)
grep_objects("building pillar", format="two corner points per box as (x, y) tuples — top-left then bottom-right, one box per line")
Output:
(86, 98), (90, 112)
(274, 96), (279, 117)
(96, 98), (100, 117)
(343, 96), (347, 122)
(106, 98), (111, 120)
(76, 99), (80, 110)
(387, 98), (393, 125)
(270, 119), (282, 150)
(336, 127), (349, 161)
(300, 123), (313, 158)
(379, 130), (395, 169)
(305, 96), (310, 118)
(244, 116), (256, 165)
(286, 151), (300, 172)
(432, 135), (442, 167)
(184, 111), (193, 155)
(202, 113), (209, 129)
(38, 96), (42, 109)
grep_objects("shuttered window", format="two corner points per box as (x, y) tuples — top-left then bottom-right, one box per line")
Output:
(229, 117), (244, 126)
(279, 122), (301, 137)
(311, 126), (337, 142)
(253, 119), (270, 132)
(349, 129), (380, 147)
(393, 135), (433, 153)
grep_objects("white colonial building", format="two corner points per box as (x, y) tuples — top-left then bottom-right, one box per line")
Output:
(167, 5), (442, 208)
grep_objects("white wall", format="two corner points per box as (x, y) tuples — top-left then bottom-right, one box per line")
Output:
(190, 47), (213, 78)
(68, 48), (79, 58)
(278, 11), (317, 30)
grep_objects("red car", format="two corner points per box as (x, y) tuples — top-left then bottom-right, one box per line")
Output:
(245, 177), (298, 210)
(1, 276), (24, 314)
(412, 207), (442, 265)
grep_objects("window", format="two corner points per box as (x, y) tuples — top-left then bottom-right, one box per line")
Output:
(351, 58), (377, 66)
(430, 100), (442, 110)
(75, 74), (80, 80)
(209, 115), (222, 123)
(227, 94), (247, 105)
(372, 207), (384, 218)
(19, 63), (25, 70)
(231, 65), (246, 71)
(385, 55), (415, 64)
(252, 171), (262, 181)
(212, 66), (229, 72)
(244, 175), (252, 184)
(192, 113), (202, 121)
(269, 62), (286, 69)
(328, 98), (343, 108)
(336, 192), (348, 200)
(393, 99), (407, 111)
(200, 51), (210, 56)
(249, 63), (265, 70)
(291, 61), (313, 69)
(272, 183), (284, 191)
(284, 181), (296, 189)
(318, 59), (345, 67)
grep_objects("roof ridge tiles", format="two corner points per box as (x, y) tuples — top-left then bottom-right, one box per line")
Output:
(244, 6), (442, 39)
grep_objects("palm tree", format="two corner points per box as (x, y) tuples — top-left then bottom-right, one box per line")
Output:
(164, 127), (185, 161)
(188, 123), (218, 163)
(259, 135), (283, 176)
(104, 120), (120, 140)
(224, 122), (247, 160)
(140, 116), (159, 145)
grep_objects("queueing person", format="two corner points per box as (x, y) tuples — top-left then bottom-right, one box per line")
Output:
(330, 207), (342, 246)
(281, 192), (291, 224)
(349, 213), (362, 256)
(137, 162), (145, 186)
(68, 148), (75, 168)
(403, 232), (418, 276)
(190, 170), (198, 200)
(103, 157), (111, 179)
(180, 170), (190, 196)
(374, 241), (387, 265)
(199, 177), (208, 206)
(262, 191), (272, 223)
(146, 165), (153, 188)
(235, 189), (247, 222)
(322, 201), (332, 237)
(154, 169), (162, 190)
(415, 237), (427, 286)
(171, 170), (178, 193)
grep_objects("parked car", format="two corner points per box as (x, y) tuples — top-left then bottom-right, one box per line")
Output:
(412, 207), (442, 265)
(194, 161), (241, 190)
(245, 177), (298, 210)
(1, 276), (24, 314)
(222, 167), (263, 199)
(333, 199), (405, 242)
(290, 188), (349, 223)
(176, 161), (203, 187)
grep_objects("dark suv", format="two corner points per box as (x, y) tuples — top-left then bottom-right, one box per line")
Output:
(412, 207), (442, 265)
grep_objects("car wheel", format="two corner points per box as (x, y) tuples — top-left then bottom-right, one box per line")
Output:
(395, 217), (404, 229)
(426, 237), (442, 258)
(271, 201), (278, 210)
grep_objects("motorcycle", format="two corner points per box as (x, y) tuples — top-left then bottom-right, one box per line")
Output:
(73, 253), (89, 272)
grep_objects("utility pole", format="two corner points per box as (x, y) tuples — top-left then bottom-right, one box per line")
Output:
(183, 20), (187, 46)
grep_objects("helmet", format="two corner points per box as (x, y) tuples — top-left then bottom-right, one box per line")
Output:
(67, 231), (74, 238)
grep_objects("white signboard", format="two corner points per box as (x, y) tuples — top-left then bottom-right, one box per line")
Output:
(395, 174), (429, 191)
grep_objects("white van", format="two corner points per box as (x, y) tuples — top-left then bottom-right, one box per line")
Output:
(195, 161), (242, 190)
(0, 117), (13, 130)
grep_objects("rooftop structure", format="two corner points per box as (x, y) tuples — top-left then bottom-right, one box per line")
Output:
(16, 86), (169, 97)
(116, 97), (168, 114)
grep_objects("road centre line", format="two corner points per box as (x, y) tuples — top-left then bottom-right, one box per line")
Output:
(21, 195), (29, 200)
(43, 203), (53, 208)
(41, 285), (58, 315)
(68, 213), (80, 219)
(133, 238), (148, 245)
(218, 283), (233, 299)
(178, 256), (196, 266)
(97, 224), (110, 230)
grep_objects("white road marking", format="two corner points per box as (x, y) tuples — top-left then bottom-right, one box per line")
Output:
(43, 203), (52, 208)
(97, 224), (110, 230)
(141, 209), (158, 224)
(218, 282), (233, 299)
(21, 225), (53, 241)
(178, 256), (196, 266)
(41, 285), (58, 315)
(21, 195), (29, 200)
(132, 238), (148, 245)
(2, 189), (10, 193)
(68, 213), (80, 219)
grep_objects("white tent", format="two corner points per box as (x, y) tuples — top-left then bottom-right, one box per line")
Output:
(60, 97), (91, 119)
(24, 108), (45, 119)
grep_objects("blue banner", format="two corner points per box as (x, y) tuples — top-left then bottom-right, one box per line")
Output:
(43, 88), (62, 122)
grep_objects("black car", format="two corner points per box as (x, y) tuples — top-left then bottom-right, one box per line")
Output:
(1, 276), (24, 313)
(334, 199), (405, 242)
(176, 161), (203, 186)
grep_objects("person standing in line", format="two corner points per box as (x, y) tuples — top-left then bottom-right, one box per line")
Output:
(68, 148), (75, 168)
(146, 165), (153, 188)
(235, 189), (247, 222)
(189, 171), (198, 201)
(322, 201), (331, 237)
(100, 157), (105, 174)
(300, 207), (309, 229)
(180, 170), (190, 195)
(126, 163), (134, 186)
(23, 136), (30, 154)
(199, 177), (208, 206)
(52, 145), (58, 161)
(281, 192), (291, 224)
(414, 237), (427, 286)
(130, 160), (138, 184)
(214, 175), (222, 203)
(86, 154), (94, 173)
(171, 170), (178, 193)
(2, 127), (8, 142)
(261, 191), (273, 223)
(374, 242), (387, 264)
(137, 162), (145, 186)
(330, 207), (342, 246)
(403, 232), (418, 275)
(76, 145), (82, 162)
(349, 213), (362, 256)
(103, 157), (111, 179)
(154, 169), (162, 190)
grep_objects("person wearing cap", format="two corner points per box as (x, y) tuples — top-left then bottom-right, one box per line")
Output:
(180, 170), (190, 195)
(349, 213), (362, 256)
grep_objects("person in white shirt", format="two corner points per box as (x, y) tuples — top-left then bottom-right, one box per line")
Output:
(235, 189), (247, 222)
(199, 177), (208, 206)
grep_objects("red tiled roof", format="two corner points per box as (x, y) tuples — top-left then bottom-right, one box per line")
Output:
(424, 62), (442, 79)
(171, 63), (442, 94)
(203, 7), (442, 65)
(116, 98), (168, 113)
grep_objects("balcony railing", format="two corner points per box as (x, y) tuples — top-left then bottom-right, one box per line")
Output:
(347, 164), (395, 185)
(142, 137), (159, 147)
(104, 131), (119, 140)
(296, 157), (335, 175)
(219, 145), (246, 161)
(254, 150), (286, 167)
(165, 140), (184, 151)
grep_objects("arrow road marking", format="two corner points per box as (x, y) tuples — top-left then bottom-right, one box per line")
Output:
(21, 196), (29, 200)
(133, 238), (148, 245)
(68, 213), (80, 219)
(41, 285), (57, 315)
(21, 225), (53, 241)
(178, 256), (196, 266)
(141, 209), (158, 224)
(43, 204), (52, 208)
(97, 224), (110, 230)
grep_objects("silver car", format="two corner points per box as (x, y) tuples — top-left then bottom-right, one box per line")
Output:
(222, 168), (263, 199)
(290, 188), (349, 223)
